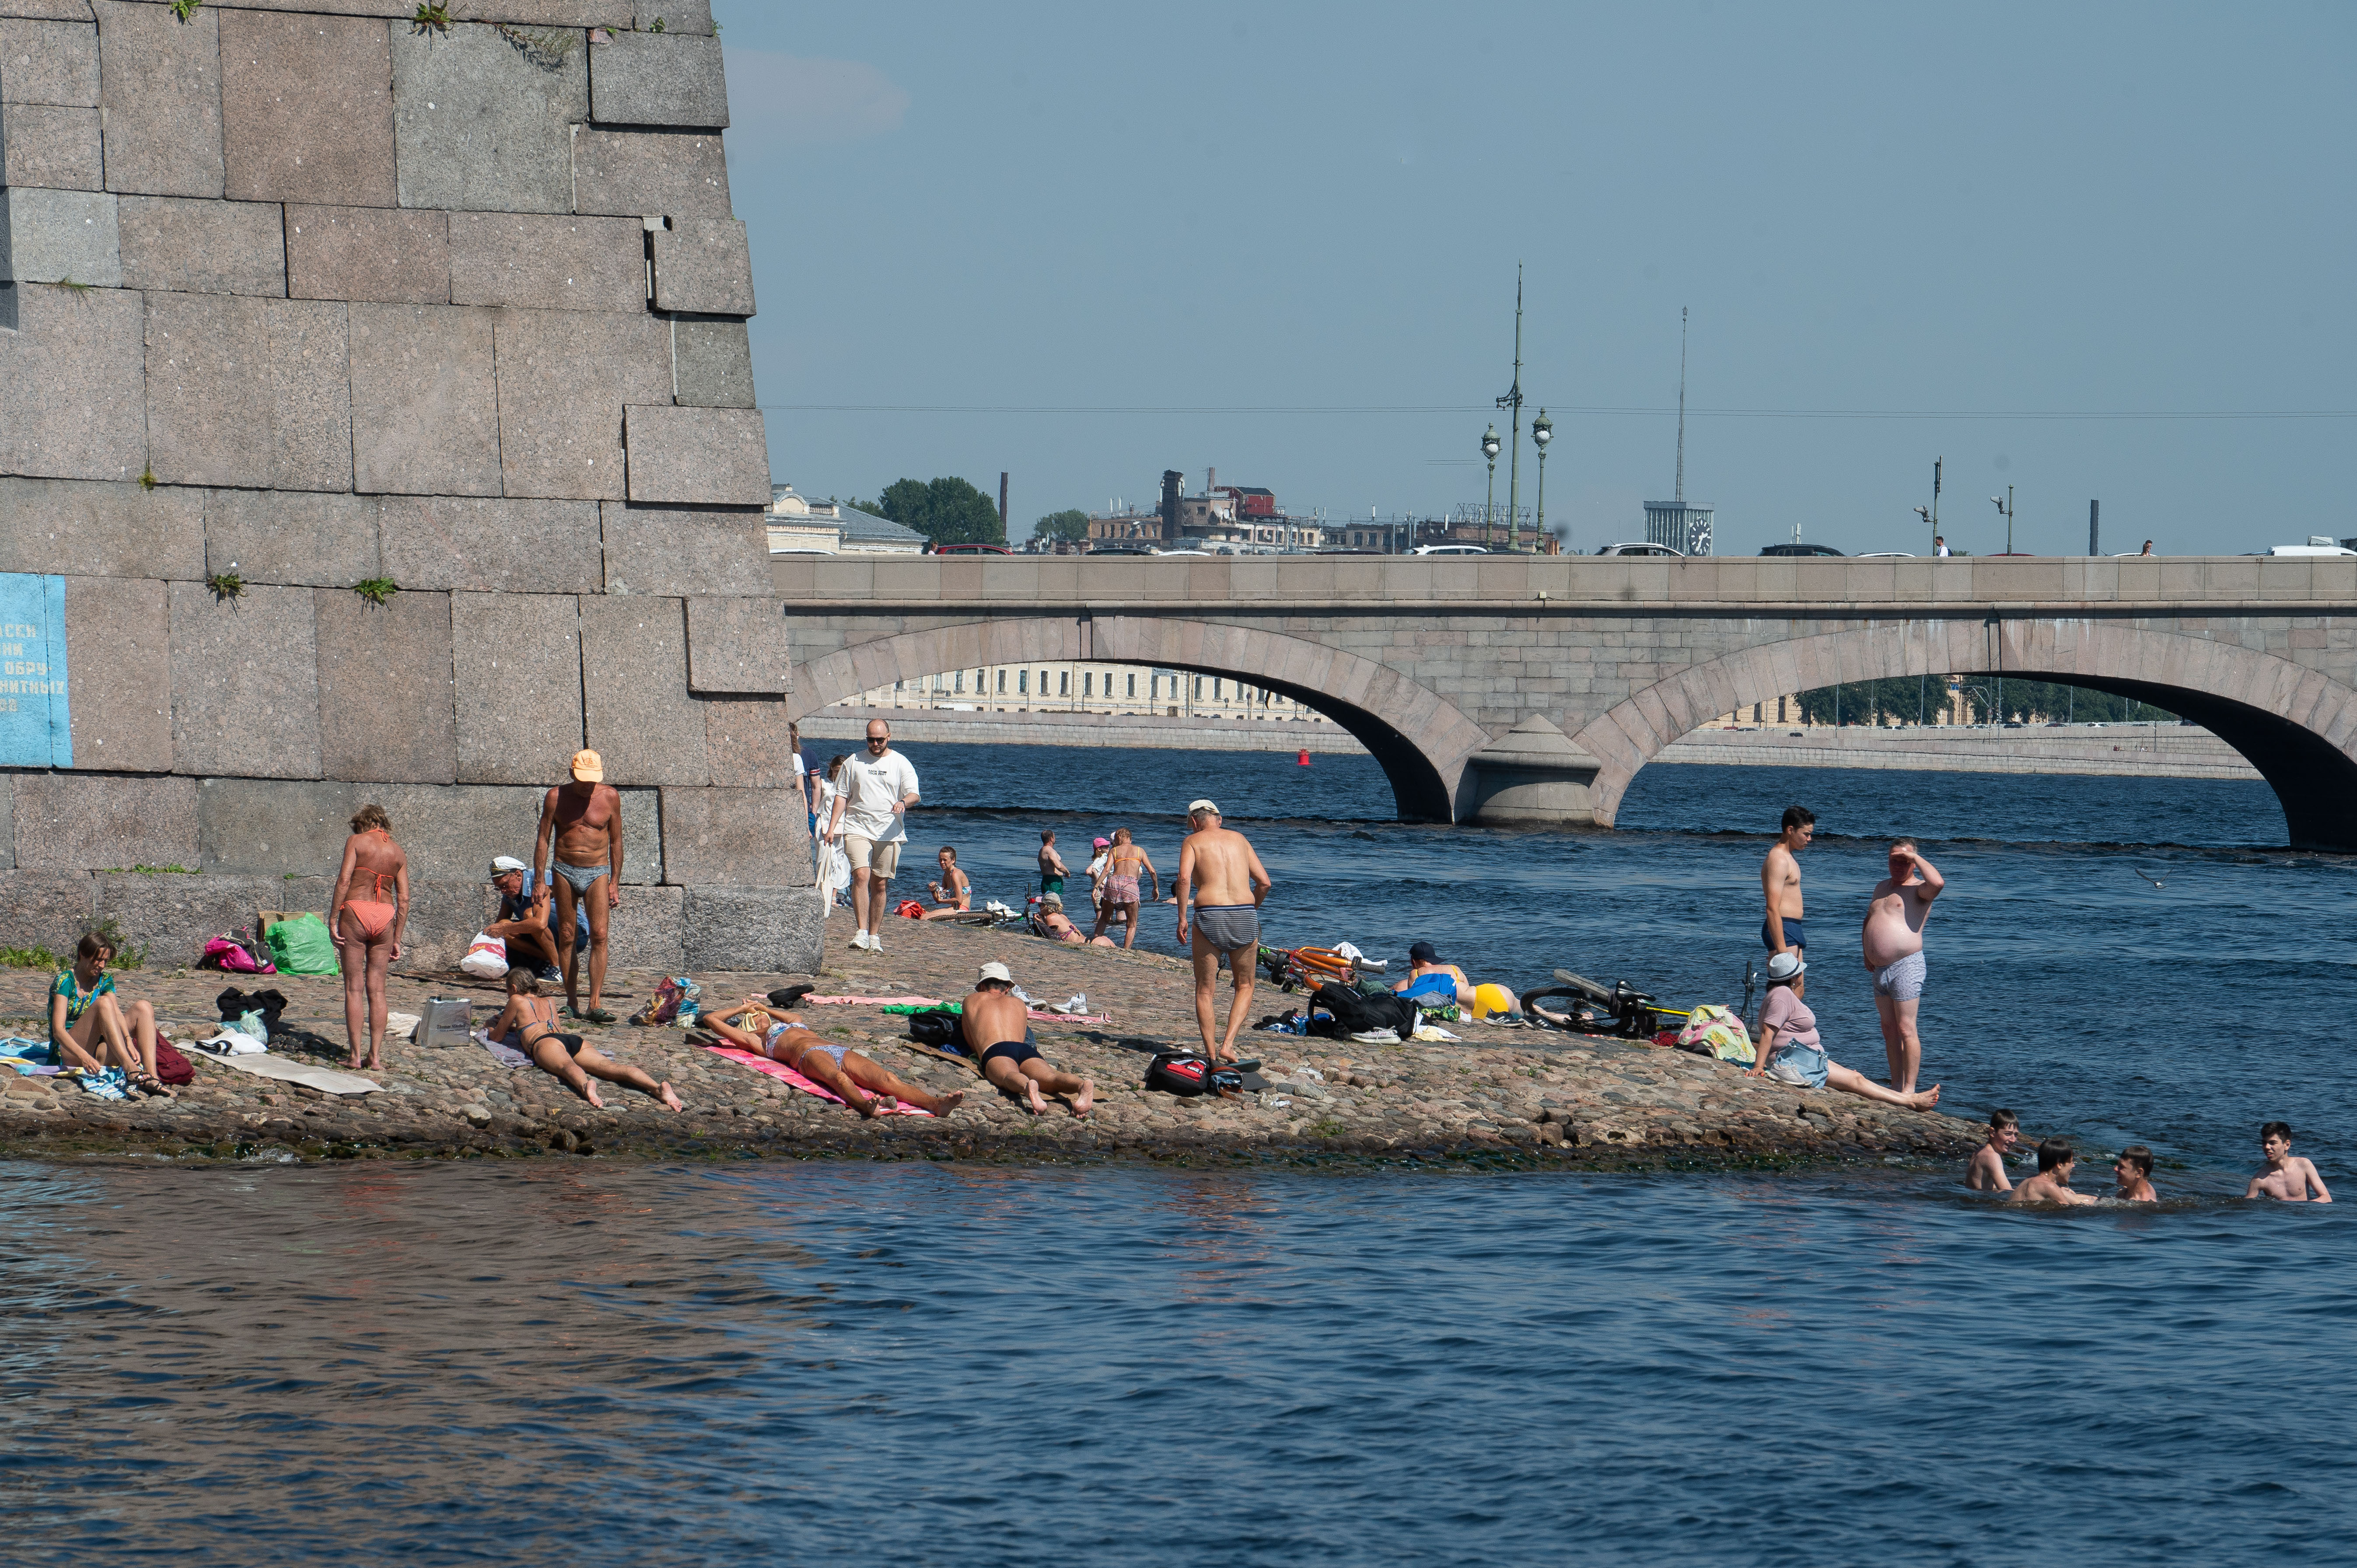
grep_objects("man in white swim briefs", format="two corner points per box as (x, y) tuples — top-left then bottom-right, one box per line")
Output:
(1175, 798), (1272, 1065)
(1861, 837), (1944, 1095)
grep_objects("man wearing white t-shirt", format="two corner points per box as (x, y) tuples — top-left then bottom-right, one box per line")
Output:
(825, 719), (921, 951)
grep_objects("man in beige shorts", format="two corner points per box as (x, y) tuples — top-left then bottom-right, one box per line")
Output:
(825, 719), (921, 952)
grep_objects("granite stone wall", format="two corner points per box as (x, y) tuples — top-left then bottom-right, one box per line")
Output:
(0, 1), (816, 973)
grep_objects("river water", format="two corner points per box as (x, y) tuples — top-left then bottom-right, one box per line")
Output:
(7, 750), (2351, 1565)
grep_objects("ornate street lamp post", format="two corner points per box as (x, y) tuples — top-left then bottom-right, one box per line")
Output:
(1531, 409), (1553, 552)
(1481, 424), (1500, 545)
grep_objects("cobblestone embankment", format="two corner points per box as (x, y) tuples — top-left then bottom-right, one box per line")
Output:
(0, 914), (1987, 1170)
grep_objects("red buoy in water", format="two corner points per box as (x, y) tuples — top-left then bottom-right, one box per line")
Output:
(1297, 749), (1311, 766)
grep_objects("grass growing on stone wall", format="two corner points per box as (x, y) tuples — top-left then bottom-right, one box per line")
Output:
(170, 0), (202, 22)
(139, 465), (159, 492)
(353, 577), (400, 607)
(101, 866), (199, 876)
(0, 946), (61, 970)
(411, 3), (450, 35)
(497, 24), (576, 70)
(48, 277), (91, 297)
(206, 571), (244, 602)
(85, 918), (144, 971)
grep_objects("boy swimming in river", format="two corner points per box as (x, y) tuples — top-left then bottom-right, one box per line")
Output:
(2245, 1122), (2333, 1202)
(2009, 1140), (2098, 1206)
(2112, 1146), (2157, 1202)
(1964, 1108), (2027, 1192)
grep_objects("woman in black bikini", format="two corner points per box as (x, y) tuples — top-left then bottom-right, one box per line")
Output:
(329, 804), (408, 1071)
(490, 971), (685, 1111)
(695, 998), (965, 1119)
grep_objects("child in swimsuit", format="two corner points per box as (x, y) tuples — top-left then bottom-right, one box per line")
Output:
(48, 932), (173, 1096)
(488, 971), (685, 1112)
(695, 998), (965, 1119)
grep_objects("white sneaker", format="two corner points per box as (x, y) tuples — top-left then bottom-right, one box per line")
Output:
(850, 929), (871, 950)
(866, 932), (882, 952)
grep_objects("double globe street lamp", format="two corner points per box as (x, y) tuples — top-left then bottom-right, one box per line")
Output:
(1532, 409), (1552, 548)
(1481, 424), (1502, 545)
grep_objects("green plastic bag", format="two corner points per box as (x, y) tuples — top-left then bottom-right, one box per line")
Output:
(266, 913), (341, 977)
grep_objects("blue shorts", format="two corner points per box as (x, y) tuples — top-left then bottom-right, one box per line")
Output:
(1762, 916), (1805, 952)
(1766, 1043), (1829, 1089)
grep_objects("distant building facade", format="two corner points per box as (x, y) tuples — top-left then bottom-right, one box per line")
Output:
(767, 484), (927, 555)
(834, 661), (1334, 723)
(1645, 500), (1714, 556)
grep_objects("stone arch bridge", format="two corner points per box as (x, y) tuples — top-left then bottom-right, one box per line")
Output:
(780, 553), (2357, 849)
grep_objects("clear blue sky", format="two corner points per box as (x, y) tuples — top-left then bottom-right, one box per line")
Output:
(721, 1), (2354, 555)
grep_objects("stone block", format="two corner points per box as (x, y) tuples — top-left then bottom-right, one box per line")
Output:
(62, 573), (171, 772)
(579, 594), (707, 785)
(492, 307), (669, 500)
(601, 501), (767, 596)
(589, 30), (726, 127)
(168, 580), (322, 779)
(649, 216), (749, 314)
(599, 879), (682, 972)
(450, 2), (634, 22)
(570, 126), (730, 218)
(0, 775), (10, 868)
(348, 302), (502, 496)
(389, 21), (586, 215)
(315, 587), (455, 784)
(0, 283), (145, 481)
(115, 195), (284, 296)
(92, 0), (224, 199)
(218, 10), (395, 206)
(286, 203), (448, 304)
(622, 405), (768, 506)
(450, 591), (581, 785)
(703, 697), (799, 789)
(94, 870), (284, 969)
(266, 298), (354, 492)
(671, 315), (751, 407)
(0, 4), (96, 22)
(658, 786), (810, 887)
(392, 877), (502, 973)
(683, 887), (822, 974)
(633, 1), (712, 35)
(377, 496), (603, 594)
(0, 185), (119, 285)
(13, 772), (196, 870)
(0, 479), (201, 579)
(201, 491), (377, 588)
(448, 212), (644, 311)
(684, 595), (783, 693)
(0, 17), (97, 105)
(2, 103), (102, 189)
(0, 868), (96, 950)
(146, 293), (353, 492)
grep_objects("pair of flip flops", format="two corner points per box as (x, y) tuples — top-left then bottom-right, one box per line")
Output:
(568, 1005), (618, 1025)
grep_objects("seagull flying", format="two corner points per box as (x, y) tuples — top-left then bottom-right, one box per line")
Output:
(2131, 866), (2165, 888)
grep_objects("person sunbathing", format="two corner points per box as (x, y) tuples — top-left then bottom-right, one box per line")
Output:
(1033, 893), (1115, 946)
(489, 971), (683, 1111)
(697, 997), (965, 1119)
(962, 962), (1093, 1116)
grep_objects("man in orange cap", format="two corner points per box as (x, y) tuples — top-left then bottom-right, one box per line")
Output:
(535, 748), (624, 1023)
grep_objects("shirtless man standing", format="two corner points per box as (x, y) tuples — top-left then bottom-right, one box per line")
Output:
(1762, 805), (1814, 962)
(535, 748), (624, 1024)
(1175, 798), (1272, 1065)
(962, 961), (1093, 1116)
(1862, 837), (1944, 1093)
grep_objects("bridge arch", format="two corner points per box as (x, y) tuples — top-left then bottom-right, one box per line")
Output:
(1571, 618), (2357, 847)
(790, 615), (1493, 820)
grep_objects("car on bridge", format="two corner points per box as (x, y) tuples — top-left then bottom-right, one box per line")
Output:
(929, 543), (1014, 555)
(1593, 542), (1685, 557)
(1759, 542), (1845, 557)
(1411, 544), (1490, 556)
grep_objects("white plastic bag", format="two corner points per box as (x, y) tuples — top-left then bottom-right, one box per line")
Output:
(419, 997), (473, 1049)
(458, 932), (509, 979)
(196, 1029), (266, 1056)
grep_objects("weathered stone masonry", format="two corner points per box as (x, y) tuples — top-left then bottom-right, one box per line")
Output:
(0, 1), (819, 970)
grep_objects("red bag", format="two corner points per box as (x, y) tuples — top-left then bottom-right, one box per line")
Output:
(895, 899), (927, 919)
(154, 1037), (196, 1086)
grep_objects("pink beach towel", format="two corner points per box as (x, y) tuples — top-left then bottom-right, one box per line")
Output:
(702, 1044), (934, 1116)
(801, 993), (1111, 1025)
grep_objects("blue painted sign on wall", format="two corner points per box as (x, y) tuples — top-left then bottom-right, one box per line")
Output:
(0, 574), (72, 767)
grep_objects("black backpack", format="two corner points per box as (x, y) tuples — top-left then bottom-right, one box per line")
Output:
(905, 1010), (963, 1050)
(1307, 981), (1417, 1038)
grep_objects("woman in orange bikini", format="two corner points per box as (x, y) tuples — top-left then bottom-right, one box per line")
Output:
(330, 803), (408, 1071)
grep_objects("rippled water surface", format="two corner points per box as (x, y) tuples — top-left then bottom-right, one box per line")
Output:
(8, 751), (2353, 1564)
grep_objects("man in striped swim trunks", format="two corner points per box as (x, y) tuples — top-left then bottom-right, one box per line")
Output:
(1175, 799), (1272, 1065)
(1862, 838), (1944, 1095)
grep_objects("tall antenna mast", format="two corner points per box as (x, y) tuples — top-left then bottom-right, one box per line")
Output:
(1674, 306), (1689, 505)
(1497, 264), (1525, 551)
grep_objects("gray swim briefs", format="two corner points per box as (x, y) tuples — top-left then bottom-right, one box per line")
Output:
(1191, 903), (1260, 953)
(1872, 949), (1927, 1001)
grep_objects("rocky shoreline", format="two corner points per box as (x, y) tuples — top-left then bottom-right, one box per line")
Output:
(0, 914), (1989, 1171)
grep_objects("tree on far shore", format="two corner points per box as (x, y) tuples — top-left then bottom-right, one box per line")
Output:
(1032, 508), (1090, 545)
(863, 477), (1005, 545)
(1789, 676), (2176, 726)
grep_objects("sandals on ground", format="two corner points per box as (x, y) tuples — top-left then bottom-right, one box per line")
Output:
(131, 1072), (176, 1099)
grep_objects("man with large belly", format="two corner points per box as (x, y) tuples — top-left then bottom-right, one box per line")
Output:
(1861, 837), (1944, 1094)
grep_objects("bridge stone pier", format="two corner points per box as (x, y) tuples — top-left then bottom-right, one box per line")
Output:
(0, 4), (819, 971)
(780, 553), (2357, 849)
